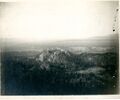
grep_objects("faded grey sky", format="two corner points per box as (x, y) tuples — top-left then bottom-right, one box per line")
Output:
(0, 1), (119, 42)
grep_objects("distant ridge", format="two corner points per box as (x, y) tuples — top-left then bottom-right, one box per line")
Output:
(0, 34), (118, 51)
(53, 33), (118, 47)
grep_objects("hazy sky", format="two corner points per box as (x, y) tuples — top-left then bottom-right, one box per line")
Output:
(0, 1), (118, 42)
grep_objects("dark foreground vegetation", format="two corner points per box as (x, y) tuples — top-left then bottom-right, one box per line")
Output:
(1, 48), (118, 95)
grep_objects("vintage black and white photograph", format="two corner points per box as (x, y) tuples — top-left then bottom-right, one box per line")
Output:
(0, 0), (119, 95)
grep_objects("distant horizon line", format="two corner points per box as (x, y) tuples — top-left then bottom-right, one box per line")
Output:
(1, 33), (118, 44)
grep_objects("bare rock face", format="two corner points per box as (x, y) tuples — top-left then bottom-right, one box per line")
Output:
(34, 48), (72, 70)
(36, 48), (71, 63)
